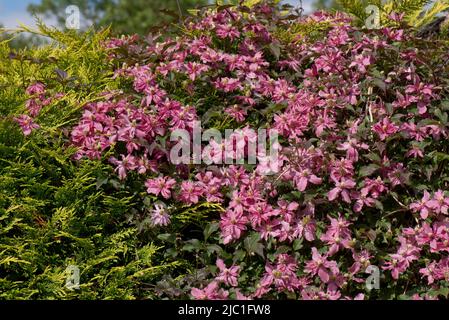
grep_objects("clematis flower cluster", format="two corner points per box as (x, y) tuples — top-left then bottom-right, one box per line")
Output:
(17, 2), (449, 300)
(15, 82), (57, 136)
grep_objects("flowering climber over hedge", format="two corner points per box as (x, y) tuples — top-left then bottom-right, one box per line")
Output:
(15, 1), (449, 299)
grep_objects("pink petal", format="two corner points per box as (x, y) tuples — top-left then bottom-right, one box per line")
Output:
(328, 188), (340, 201)
(297, 177), (308, 192)
(318, 268), (330, 283)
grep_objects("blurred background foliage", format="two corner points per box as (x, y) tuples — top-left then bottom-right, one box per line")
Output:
(1, 0), (209, 49)
(26, 0), (209, 34)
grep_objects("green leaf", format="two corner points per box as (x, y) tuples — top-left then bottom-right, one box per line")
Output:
(434, 108), (448, 124)
(291, 191), (302, 200)
(293, 238), (303, 251)
(96, 176), (108, 189)
(165, 247), (178, 258)
(374, 200), (384, 211)
(365, 152), (381, 163)
(275, 245), (290, 254)
(244, 232), (264, 258)
(440, 100), (449, 111)
(269, 43), (281, 60)
(428, 286), (449, 298)
(233, 250), (247, 262)
(203, 222), (219, 241)
(429, 151), (449, 164)
(359, 164), (380, 177)
(157, 233), (176, 243)
(182, 239), (202, 252)
(206, 244), (223, 255)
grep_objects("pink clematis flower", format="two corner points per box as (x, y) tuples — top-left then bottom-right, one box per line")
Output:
(14, 115), (40, 136)
(328, 178), (356, 203)
(337, 138), (369, 162)
(215, 259), (240, 287)
(225, 105), (247, 123)
(419, 261), (437, 284)
(258, 254), (302, 294)
(150, 203), (171, 227)
(320, 215), (353, 255)
(215, 24), (240, 40)
(191, 281), (229, 300)
(145, 176), (177, 199)
(406, 145), (424, 158)
(26, 82), (46, 95)
(349, 54), (373, 73)
(109, 155), (138, 180)
(410, 191), (435, 219)
(220, 209), (248, 244)
(213, 77), (242, 92)
(430, 190), (449, 215)
(178, 181), (203, 204)
(372, 117), (399, 141)
(352, 190), (376, 213)
(26, 99), (43, 117)
(305, 247), (339, 283)
(294, 169), (322, 192)
(185, 62), (210, 81)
